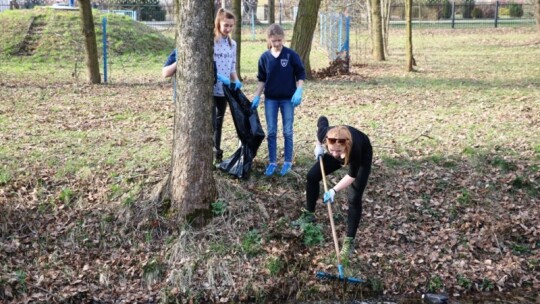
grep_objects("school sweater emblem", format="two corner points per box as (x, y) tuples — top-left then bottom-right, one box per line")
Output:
(280, 59), (288, 67)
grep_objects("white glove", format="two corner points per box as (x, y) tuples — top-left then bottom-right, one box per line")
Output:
(314, 144), (324, 160)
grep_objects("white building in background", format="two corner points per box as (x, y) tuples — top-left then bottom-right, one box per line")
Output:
(0, 0), (11, 12)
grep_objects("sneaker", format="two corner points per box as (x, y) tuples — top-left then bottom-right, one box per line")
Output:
(340, 237), (354, 266)
(280, 162), (292, 176)
(264, 163), (277, 176)
(291, 209), (315, 227)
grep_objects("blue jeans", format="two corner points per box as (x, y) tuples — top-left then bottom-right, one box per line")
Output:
(264, 98), (294, 163)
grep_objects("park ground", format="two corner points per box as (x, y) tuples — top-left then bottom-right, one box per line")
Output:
(0, 8), (539, 303)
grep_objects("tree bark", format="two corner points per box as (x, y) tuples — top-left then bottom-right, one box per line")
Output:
(171, 0), (216, 226)
(290, 0), (322, 79)
(535, 0), (540, 33)
(233, 0), (242, 80)
(78, 0), (101, 84)
(381, 0), (392, 56)
(405, 0), (413, 71)
(268, 0), (275, 24)
(242, 0), (259, 24)
(370, 0), (385, 61)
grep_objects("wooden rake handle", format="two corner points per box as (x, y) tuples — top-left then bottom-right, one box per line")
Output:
(319, 156), (341, 264)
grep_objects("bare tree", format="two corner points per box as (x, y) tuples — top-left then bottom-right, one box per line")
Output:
(405, 0), (414, 71)
(78, 0), (100, 84)
(170, 0), (216, 225)
(290, 0), (322, 79)
(535, 0), (540, 33)
(370, 0), (385, 60)
(242, 0), (259, 24)
(381, 0), (392, 56)
(233, 0), (242, 79)
(268, 0), (275, 24)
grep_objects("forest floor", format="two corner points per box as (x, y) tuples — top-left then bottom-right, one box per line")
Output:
(0, 18), (539, 304)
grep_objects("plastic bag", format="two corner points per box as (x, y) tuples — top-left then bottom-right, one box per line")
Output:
(218, 86), (265, 179)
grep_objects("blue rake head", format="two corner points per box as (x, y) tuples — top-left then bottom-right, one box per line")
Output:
(315, 271), (365, 284)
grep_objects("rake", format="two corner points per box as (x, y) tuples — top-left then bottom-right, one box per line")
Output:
(315, 156), (365, 284)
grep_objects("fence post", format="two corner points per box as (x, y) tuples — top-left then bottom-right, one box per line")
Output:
(345, 16), (350, 67)
(494, 1), (499, 28)
(451, 1), (455, 29)
(338, 15), (343, 51)
(102, 17), (108, 83)
(251, 6), (255, 41)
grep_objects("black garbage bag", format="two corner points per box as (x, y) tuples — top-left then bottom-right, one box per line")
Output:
(217, 86), (265, 179)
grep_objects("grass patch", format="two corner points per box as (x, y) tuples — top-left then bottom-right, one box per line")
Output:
(211, 200), (227, 216)
(301, 222), (324, 247)
(58, 187), (75, 205)
(490, 156), (517, 172)
(0, 167), (12, 185)
(266, 256), (284, 277)
(241, 229), (262, 257)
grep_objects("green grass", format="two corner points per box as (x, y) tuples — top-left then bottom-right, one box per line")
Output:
(241, 229), (262, 256)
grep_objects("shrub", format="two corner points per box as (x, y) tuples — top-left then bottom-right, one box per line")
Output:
(483, 7), (495, 18)
(471, 7), (483, 18)
(508, 3), (523, 17)
(499, 7), (510, 16)
(441, 0), (452, 19)
(462, 0), (475, 18)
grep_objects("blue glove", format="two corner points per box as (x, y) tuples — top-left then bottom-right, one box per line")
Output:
(234, 79), (243, 90)
(314, 144), (324, 160)
(251, 95), (260, 110)
(323, 189), (335, 204)
(217, 74), (231, 86)
(291, 87), (303, 107)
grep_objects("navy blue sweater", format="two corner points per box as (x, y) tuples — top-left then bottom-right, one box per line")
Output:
(257, 46), (306, 100)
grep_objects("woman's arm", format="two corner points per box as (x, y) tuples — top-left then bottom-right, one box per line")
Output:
(332, 175), (355, 192)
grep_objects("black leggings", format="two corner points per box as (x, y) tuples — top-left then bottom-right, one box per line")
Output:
(305, 154), (371, 238)
(212, 96), (227, 151)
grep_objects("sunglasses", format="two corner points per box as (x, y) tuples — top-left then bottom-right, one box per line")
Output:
(326, 137), (347, 145)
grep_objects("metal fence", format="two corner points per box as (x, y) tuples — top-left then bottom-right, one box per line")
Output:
(319, 12), (350, 61)
(388, 1), (536, 28)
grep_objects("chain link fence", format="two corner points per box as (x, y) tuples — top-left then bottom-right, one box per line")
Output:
(2, 0), (537, 76)
(317, 0), (536, 67)
(388, 1), (536, 28)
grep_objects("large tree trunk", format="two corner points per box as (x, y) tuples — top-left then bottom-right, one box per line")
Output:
(268, 0), (275, 24)
(405, 0), (413, 71)
(370, 0), (385, 61)
(381, 0), (392, 56)
(78, 0), (100, 84)
(171, 0), (216, 226)
(290, 0), (322, 79)
(233, 0), (242, 79)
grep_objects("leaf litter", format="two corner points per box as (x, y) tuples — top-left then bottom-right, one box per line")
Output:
(1, 29), (539, 303)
